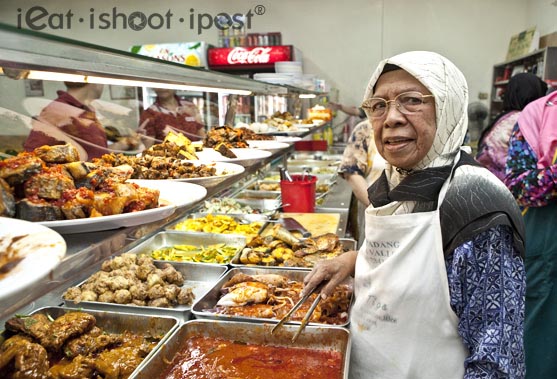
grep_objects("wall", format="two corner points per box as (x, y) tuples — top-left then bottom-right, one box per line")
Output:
(0, 0), (550, 117)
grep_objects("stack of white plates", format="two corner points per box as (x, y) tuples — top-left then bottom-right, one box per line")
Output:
(253, 73), (301, 87)
(275, 61), (303, 74)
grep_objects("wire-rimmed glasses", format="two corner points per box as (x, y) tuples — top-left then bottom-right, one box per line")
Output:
(361, 91), (434, 119)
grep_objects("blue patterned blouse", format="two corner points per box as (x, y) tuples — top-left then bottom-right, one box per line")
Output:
(446, 224), (525, 378)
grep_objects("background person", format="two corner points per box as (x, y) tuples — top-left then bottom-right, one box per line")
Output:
(504, 90), (557, 379)
(138, 88), (206, 147)
(338, 119), (385, 246)
(476, 73), (547, 181)
(303, 51), (526, 378)
(23, 82), (141, 160)
(328, 101), (366, 119)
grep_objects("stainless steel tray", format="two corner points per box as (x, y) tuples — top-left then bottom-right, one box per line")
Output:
(191, 267), (352, 327)
(290, 152), (344, 161)
(168, 212), (268, 236)
(1, 306), (179, 377)
(197, 197), (281, 214)
(132, 319), (350, 379)
(229, 238), (357, 270)
(63, 260), (228, 321)
(264, 171), (338, 185)
(287, 159), (341, 169)
(127, 230), (247, 265)
(235, 189), (281, 200)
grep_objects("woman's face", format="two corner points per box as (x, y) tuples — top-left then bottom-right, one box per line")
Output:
(371, 69), (436, 170)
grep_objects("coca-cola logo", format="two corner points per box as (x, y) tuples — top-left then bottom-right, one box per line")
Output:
(227, 47), (272, 64)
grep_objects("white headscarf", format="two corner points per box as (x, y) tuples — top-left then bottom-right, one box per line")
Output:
(364, 51), (469, 214)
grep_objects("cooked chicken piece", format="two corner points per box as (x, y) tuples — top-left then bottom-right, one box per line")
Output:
(5, 314), (52, 342)
(136, 262), (156, 281)
(0, 335), (49, 379)
(131, 299), (146, 306)
(92, 333), (154, 379)
(80, 290), (98, 302)
(146, 272), (163, 288)
(63, 326), (122, 359)
(177, 287), (195, 305)
(41, 312), (96, 351)
(63, 287), (83, 302)
(129, 283), (148, 301)
(48, 355), (94, 379)
(120, 253), (137, 266)
(114, 289), (132, 304)
(160, 264), (184, 286)
(109, 256), (127, 270)
(98, 291), (115, 303)
(148, 297), (170, 308)
(136, 255), (152, 267)
(164, 284), (180, 302)
(107, 276), (130, 291)
(147, 284), (165, 300)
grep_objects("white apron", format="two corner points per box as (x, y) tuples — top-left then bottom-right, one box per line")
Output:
(349, 175), (468, 379)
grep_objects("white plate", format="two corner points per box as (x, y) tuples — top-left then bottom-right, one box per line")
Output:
(247, 140), (290, 152)
(168, 161), (245, 187)
(195, 148), (272, 167)
(258, 128), (310, 136)
(0, 217), (66, 300)
(275, 136), (302, 143)
(39, 181), (207, 234)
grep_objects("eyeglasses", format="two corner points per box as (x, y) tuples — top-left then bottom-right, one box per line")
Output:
(361, 91), (434, 119)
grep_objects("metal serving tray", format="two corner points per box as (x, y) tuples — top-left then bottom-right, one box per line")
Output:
(264, 171), (338, 185)
(63, 260), (228, 321)
(287, 159), (341, 169)
(290, 152), (344, 161)
(197, 197), (281, 215)
(191, 267), (352, 327)
(1, 306), (179, 377)
(229, 238), (357, 270)
(132, 319), (350, 379)
(235, 190), (281, 200)
(129, 230), (247, 265)
(167, 212), (268, 236)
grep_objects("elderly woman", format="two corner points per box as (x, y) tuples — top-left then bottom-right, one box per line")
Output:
(303, 51), (526, 378)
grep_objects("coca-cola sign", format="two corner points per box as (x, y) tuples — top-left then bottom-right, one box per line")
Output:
(227, 47), (272, 64)
(208, 45), (294, 70)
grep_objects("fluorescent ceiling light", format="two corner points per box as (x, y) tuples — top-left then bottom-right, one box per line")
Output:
(299, 94), (316, 99)
(24, 70), (252, 95)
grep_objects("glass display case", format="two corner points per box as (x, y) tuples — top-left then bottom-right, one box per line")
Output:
(0, 23), (348, 325)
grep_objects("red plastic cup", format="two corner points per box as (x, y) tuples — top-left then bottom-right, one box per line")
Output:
(280, 174), (317, 213)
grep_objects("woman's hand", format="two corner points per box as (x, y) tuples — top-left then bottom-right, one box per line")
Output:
(302, 250), (358, 299)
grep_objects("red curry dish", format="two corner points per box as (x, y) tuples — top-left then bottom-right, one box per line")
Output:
(159, 336), (343, 379)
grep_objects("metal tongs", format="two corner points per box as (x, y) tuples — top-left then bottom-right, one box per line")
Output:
(271, 287), (322, 343)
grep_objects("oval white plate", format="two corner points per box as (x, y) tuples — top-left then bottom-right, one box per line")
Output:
(275, 136), (302, 143)
(195, 148), (272, 167)
(247, 140), (290, 152)
(0, 217), (66, 300)
(39, 181), (207, 234)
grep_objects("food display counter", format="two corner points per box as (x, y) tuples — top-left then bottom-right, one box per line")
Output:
(0, 24), (352, 378)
